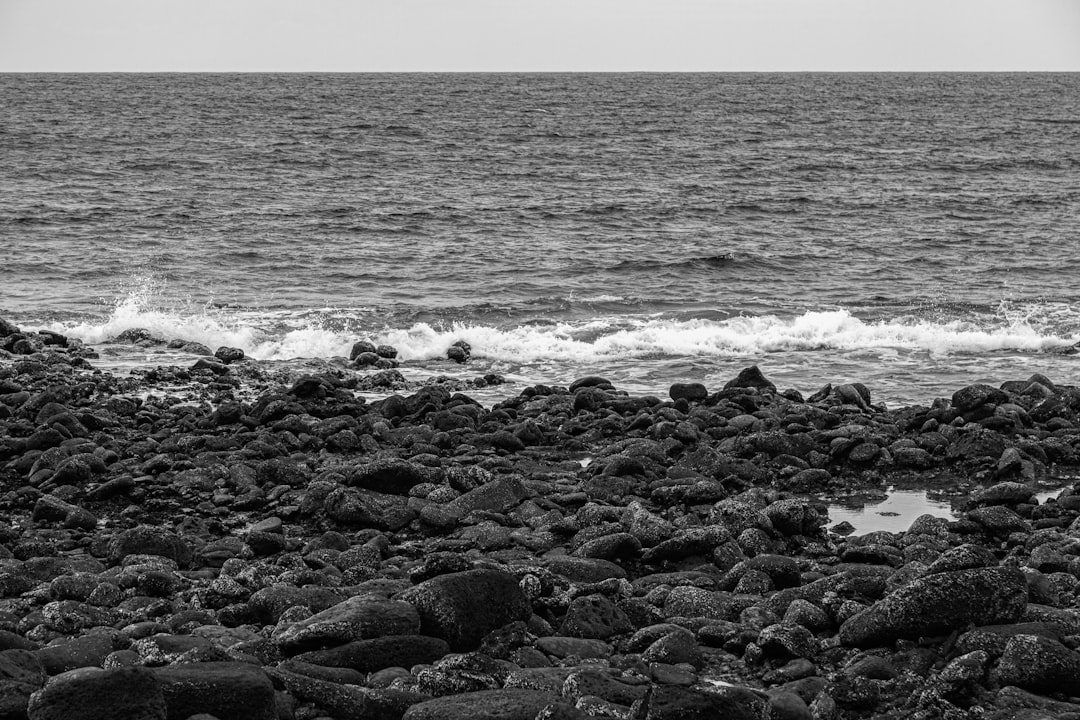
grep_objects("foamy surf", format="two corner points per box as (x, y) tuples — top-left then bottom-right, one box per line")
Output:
(41, 295), (1080, 365)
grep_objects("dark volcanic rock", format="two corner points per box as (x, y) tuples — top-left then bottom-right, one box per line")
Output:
(107, 527), (194, 568)
(295, 635), (451, 673)
(722, 366), (776, 393)
(153, 662), (275, 720)
(398, 569), (532, 651)
(274, 596), (420, 654)
(28, 666), (166, 720)
(669, 383), (708, 403)
(839, 567), (1027, 648)
(995, 634), (1080, 696)
(633, 685), (762, 720)
(402, 689), (558, 720)
(348, 458), (438, 495)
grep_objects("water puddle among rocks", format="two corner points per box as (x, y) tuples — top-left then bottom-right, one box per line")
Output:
(826, 485), (1068, 536)
(827, 490), (955, 535)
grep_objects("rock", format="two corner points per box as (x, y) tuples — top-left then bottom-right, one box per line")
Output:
(952, 384), (1008, 412)
(402, 689), (558, 720)
(669, 383), (707, 403)
(995, 634), (1080, 696)
(420, 475), (531, 529)
(213, 347), (245, 364)
(274, 596), (420, 654)
(35, 633), (117, 674)
(558, 594), (632, 639)
(633, 685), (762, 720)
(971, 481), (1034, 506)
(0, 648), (46, 718)
(350, 340), (377, 360)
(324, 487), (416, 531)
(0, 318), (20, 338)
(152, 662), (275, 720)
(447, 340), (471, 363)
(107, 526), (193, 568)
(398, 569), (532, 651)
(28, 666), (166, 720)
(723, 366), (776, 393)
(839, 567), (1027, 648)
(348, 459), (437, 495)
(295, 635), (450, 673)
(534, 637), (612, 659)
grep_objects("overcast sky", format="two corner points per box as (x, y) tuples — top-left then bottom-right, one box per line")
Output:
(1, 0), (1078, 72)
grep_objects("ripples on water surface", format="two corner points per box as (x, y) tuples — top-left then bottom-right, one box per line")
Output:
(2, 73), (1080, 405)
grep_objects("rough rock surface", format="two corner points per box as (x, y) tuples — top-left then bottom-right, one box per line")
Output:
(5, 337), (1080, 720)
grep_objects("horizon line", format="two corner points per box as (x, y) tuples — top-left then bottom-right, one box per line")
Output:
(3, 68), (1080, 74)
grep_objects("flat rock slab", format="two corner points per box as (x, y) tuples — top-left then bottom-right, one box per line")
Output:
(295, 635), (450, 672)
(275, 596), (420, 654)
(402, 689), (558, 720)
(839, 566), (1027, 648)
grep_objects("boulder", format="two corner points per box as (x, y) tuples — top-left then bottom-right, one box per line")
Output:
(398, 569), (532, 651)
(723, 366), (776, 393)
(28, 666), (165, 720)
(274, 596), (420, 654)
(402, 689), (558, 720)
(995, 634), (1080, 696)
(839, 567), (1027, 648)
(669, 383), (708, 403)
(347, 459), (437, 495)
(633, 685), (762, 720)
(152, 662), (275, 720)
(295, 635), (450, 673)
(107, 527), (193, 568)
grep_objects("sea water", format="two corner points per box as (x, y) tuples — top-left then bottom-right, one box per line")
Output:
(3, 73), (1080, 406)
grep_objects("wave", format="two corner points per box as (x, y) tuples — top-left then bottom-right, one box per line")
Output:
(39, 285), (1080, 365)
(610, 253), (740, 273)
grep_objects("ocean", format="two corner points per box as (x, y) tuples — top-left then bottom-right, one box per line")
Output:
(3, 72), (1080, 406)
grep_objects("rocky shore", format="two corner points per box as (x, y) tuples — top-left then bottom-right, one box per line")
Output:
(4, 319), (1080, 720)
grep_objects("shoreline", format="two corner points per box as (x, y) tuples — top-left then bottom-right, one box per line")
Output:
(4, 320), (1080, 719)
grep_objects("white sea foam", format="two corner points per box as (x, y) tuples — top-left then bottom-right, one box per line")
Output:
(47, 292), (1080, 364)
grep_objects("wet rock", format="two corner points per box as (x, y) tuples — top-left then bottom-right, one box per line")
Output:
(558, 594), (632, 639)
(0, 318), (20, 338)
(722, 366), (776, 393)
(36, 632), (117, 674)
(402, 689), (558, 720)
(995, 633), (1080, 696)
(398, 569), (532, 651)
(213, 347), (245, 364)
(633, 685), (762, 720)
(107, 527), (193, 568)
(669, 383), (707, 403)
(952, 384), (1008, 413)
(350, 340), (377, 360)
(274, 596), (420, 654)
(420, 475), (531, 529)
(153, 662), (275, 720)
(28, 666), (165, 720)
(447, 340), (471, 363)
(271, 665), (424, 720)
(0, 648), (46, 718)
(295, 635), (450, 673)
(839, 567), (1027, 648)
(348, 458), (438, 495)
(324, 487), (416, 531)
